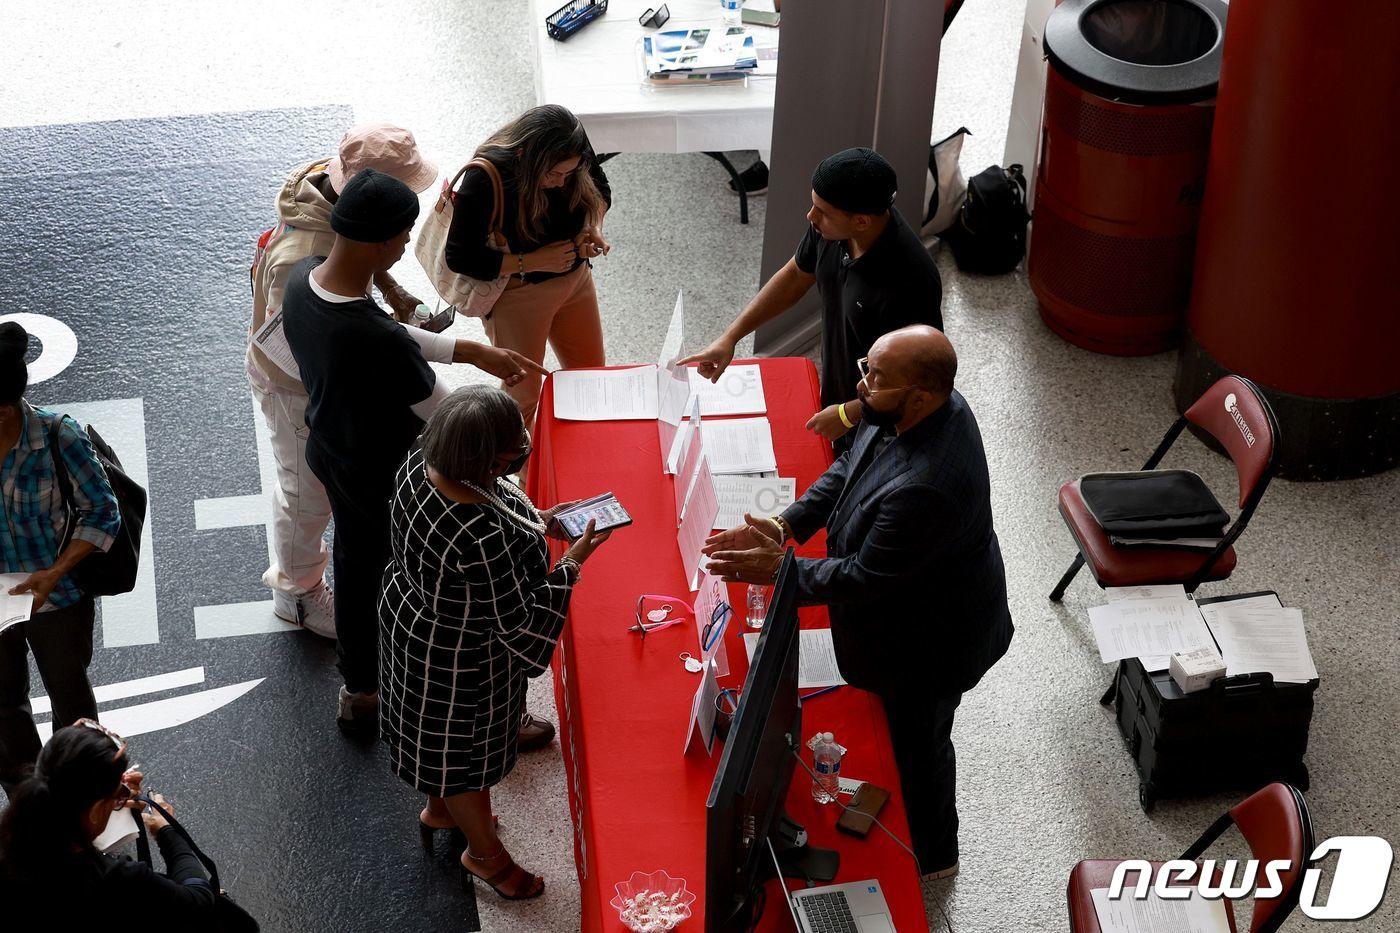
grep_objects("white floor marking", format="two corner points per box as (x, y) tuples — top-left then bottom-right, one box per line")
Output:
(193, 599), (296, 639)
(37, 678), (264, 743)
(60, 398), (160, 647)
(31, 666), (206, 715)
(0, 312), (78, 383)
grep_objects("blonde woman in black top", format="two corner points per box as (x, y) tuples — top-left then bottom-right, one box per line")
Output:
(445, 104), (611, 431)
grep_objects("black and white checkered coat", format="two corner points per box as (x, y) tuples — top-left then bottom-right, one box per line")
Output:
(378, 450), (576, 795)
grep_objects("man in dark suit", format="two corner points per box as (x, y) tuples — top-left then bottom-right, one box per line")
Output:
(705, 324), (1012, 879)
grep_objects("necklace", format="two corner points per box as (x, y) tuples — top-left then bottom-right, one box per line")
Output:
(461, 477), (547, 535)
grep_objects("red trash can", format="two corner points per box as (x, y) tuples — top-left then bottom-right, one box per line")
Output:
(1029, 0), (1228, 355)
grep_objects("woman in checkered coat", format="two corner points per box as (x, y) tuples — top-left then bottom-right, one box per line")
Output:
(378, 386), (612, 901)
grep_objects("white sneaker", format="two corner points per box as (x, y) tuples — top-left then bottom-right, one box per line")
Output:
(272, 584), (337, 640)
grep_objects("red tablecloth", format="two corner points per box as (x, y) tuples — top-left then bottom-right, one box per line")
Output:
(528, 358), (928, 932)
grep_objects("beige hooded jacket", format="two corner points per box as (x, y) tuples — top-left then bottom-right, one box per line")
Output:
(247, 159), (339, 393)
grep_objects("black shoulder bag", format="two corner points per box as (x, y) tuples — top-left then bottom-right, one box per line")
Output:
(134, 797), (260, 932)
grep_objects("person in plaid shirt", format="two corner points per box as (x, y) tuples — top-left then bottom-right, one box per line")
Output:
(0, 322), (121, 794)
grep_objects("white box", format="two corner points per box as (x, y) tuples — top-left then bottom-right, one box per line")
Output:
(1169, 645), (1227, 694)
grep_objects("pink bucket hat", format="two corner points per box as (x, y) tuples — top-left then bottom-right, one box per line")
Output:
(327, 123), (438, 194)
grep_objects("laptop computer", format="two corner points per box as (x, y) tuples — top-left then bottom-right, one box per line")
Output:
(767, 840), (897, 933)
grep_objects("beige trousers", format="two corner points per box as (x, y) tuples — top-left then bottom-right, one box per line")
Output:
(484, 264), (605, 428)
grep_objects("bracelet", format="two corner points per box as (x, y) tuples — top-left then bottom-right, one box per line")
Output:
(557, 556), (580, 580)
(836, 403), (855, 429)
(516, 253), (526, 278)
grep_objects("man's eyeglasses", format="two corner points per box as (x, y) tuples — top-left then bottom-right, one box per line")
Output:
(75, 718), (127, 761)
(639, 4), (670, 28)
(856, 357), (917, 396)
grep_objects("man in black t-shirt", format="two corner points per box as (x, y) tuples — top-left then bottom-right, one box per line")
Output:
(681, 148), (944, 452)
(282, 168), (545, 737)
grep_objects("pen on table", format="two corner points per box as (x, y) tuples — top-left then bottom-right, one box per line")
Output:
(800, 685), (842, 701)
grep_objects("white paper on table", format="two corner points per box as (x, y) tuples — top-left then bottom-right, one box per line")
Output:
(743, 629), (848, 690)
(553, 366), (659, 420)
(687, 365), (767, 416)
(693, 568), (732, 678)
(837, 776), (866, 796)
(711, 476), (796, 529)
(677, 457), (718, 591)
(1104, 584), (1188, 602)
(250, 309), (302, 381)
(1204, 605), (1318, 684)
(1088, 598), (1215, 664)
(683, 657), (723, 756)
(0, 573), (35, 635)
(94, 807), (139, 853)
(700, 417), (778, 474)
(674, 404), (705, 520)
(1090, 887), (1232, 933)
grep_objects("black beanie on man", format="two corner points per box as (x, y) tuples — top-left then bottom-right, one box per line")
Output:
(330, 167), (420, 243)
(811, 147), (897, 215)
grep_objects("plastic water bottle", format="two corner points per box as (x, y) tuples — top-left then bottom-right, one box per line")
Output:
(811, 733), (843, 804)
(745, 584), (768, 629)
(720, 0), (742, 26)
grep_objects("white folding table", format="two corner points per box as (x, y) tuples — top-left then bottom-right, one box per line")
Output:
(527, 0), (781, 222)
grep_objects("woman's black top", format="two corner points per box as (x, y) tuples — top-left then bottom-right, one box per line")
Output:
(444, 156), (612, 285)
(1, 826), (217, 929)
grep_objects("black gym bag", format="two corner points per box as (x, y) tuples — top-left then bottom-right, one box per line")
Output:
(942, 163), (1030, 275)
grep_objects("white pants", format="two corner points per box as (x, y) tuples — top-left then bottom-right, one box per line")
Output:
(251, 381), (331, 596)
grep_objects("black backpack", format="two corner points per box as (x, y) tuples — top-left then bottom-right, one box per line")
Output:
(942, 163), (1030, 275)
(48, 418), (147, 597)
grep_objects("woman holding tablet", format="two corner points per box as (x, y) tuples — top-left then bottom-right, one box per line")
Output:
(378, 386), (611, 901)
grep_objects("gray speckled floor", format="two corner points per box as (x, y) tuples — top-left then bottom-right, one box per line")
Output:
(4, 1), (1398, 931)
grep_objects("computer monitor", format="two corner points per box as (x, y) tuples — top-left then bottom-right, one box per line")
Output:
(705, 550), (838, 931)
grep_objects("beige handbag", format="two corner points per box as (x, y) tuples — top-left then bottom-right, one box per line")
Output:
(415, 158), (511, 318)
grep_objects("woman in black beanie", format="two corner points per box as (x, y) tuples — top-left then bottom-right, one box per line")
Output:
(0, 322), (122, 793)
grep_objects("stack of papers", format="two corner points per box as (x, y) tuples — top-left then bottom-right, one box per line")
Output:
(1091, 887), (1232, 933)
(1088, 589), (1214, 671)
(643, 27), (758, 84)
(1200, 595), (1318, 684)
(744, 629), (847, 690)
(702, 418), (777, 474)
(688, 365), (766, 416)
(0, 573), (34, 635)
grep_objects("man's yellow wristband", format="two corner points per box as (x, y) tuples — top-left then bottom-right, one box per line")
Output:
(836, 403), (855, 429)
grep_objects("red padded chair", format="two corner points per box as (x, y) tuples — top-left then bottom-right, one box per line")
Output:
(1050, 375), (1280, 601)
(1067, 782), (1314, 933)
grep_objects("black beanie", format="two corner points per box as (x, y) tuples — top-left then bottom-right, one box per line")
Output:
(811, 147), (897, 215)
(0, 322), (28, 405)
(330, 167), (421, 243)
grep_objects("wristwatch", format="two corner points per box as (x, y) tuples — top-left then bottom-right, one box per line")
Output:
(768, 515), (790, 542)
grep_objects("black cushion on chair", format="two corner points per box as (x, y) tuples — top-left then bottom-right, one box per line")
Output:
(1080, 470), (1229, 539)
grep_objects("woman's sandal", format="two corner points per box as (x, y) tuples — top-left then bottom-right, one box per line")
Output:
(460, 847), (545, 901)
(419, 812), (499, 852)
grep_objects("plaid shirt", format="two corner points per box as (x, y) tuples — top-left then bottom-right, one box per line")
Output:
(1, 402), (121, 609)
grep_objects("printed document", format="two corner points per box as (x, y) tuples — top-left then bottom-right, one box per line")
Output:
(684, 657), (723, 756)
(0, 574), (34, 635)
(1204, 604), (1318, 684)
(1104, 584), (1187, 602)
(553, 366), (659, 420)
(701, 417), (778, 474)
(711, 476), (796, 529)
(1088, 597), (1215, 665)
(687, 365), (767, 416)
(744, 629), (848, 689)
(1090, 887), (1232, 933)
(251, 310), (302, 381)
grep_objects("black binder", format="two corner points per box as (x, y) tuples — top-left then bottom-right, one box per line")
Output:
(1107, 590), (1318, 812)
